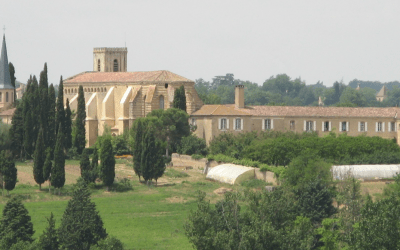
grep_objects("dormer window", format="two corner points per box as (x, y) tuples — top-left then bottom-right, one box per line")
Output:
(113, 59), (118, 72)
(97, 59), (100, 71)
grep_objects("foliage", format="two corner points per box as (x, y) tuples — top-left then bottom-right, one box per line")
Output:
(112, 134), (130, 156)
(43, 147), (52, 183)
(33, 128), (45, 189)
(0, 196), (34, 248)
(0, 150), (17, 193)
(240, 179), (271, 188)
(80, 149), (96, 184)
(52, 124), (65, 191)
(64, 98), (73, 150)
(99, 136), (115, 190)
(47, 84), (56, 154)
(131, 118), (145, 180)
(140, 127), (165, 184)
(164, 169), (190, 178)
(73, 85), (86, 155)
(177, 134), (208, 156)
(173, 85), (187, 112)
(58, 183), (107, 249)
(55, 76), (65, 143)
(9, 101), (23, 158)
(37, 212), (59, 250)
(89, 236), (124, 250)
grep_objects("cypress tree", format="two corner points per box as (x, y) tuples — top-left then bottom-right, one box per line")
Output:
(9, 101), (24, 159)
(74, 85), (86, 155)
(0, 150), (17, 196)
(141, 127), (158, 185)
(43, 147), (52, 192)
(0, 196), (34, 248)
(55, 76), (65, 138)
(33, 128), (45, 190)
(80, 149), (91, 183)
(91, 146), (99, 182)
(153, 140), (166, 186)
(64, 98), (73, 150)
(58, 183), (107, 249)
(47, 84), (56, 154)
(23, 76), (35, 158)
(52, 124), (65, 194)
(8, 62), (16, 102)
(39, 64), (49, 146)
(173, 85), (186, 112)
(38, 213), (59, 250)
(99, 136), (115, 191)
(31, 76), (41, 150)
(132, 118), (144, 181)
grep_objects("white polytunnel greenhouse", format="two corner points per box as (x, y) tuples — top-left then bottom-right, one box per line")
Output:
(206, 164), (255, 185)
(331, 165), (400, 180)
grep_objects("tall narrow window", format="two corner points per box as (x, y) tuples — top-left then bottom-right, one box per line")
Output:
(306, 121), (313, 132)
(342, 122), (347, 132)
(0, 92), (2, 102)
(97, 59), (100, 71)
(113, 59), (118, 72)
(323, 121), (330, 132)
(220, 118), (227, 130)
(290, 120), (295, 130)
(264, 119), (272, 130)
(359, 122), (365, 132)
(6, 92), (8, 102)
(235, 118), (242, 130)
(391, 122), (396, 132)
(159, 95), (164, 109)
(377, 122), (383, 132)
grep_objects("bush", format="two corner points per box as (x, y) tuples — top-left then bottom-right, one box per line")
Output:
(114, 178), (133, 192)
(177, 135), (208, 156)
(90, 236), (124, 250)
(241, 179), (272, 188)
(112, 135), (130, 156)
(191, 154), (204, 160)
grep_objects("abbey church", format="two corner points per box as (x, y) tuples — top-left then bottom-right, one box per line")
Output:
(63, 48), (203, 146)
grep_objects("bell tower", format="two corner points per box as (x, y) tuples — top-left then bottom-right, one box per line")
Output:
(93, 47), (127, 72)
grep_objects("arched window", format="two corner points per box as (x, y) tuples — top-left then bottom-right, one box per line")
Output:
(104, 87), (107, 92)
(6, 92), (8, 102)
(91, 88), (93, 92)
(97, 59), (101, 71)
(159, 95), (164, 109)
(75, 89), (77, 93)
(113, 59), (118, 72)
(97, 88), (100, 92)
(84, 88), (87, 92)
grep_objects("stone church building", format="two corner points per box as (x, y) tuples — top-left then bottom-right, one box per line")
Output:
(63, 47), (203, 146)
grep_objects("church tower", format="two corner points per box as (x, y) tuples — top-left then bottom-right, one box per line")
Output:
(93, 47), (127, 72)
(0, 34), (15, 108)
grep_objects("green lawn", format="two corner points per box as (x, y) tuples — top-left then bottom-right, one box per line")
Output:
(0, 163), (231, 250)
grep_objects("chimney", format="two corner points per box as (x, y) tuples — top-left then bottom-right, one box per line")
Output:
(235, 85), (245, 108)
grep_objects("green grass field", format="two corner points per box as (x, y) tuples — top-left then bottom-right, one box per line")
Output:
(0, 161), (237, 250)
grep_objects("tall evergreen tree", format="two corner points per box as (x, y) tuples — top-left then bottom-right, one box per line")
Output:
(9, 101), (24, 158)
(58, 183), (107, 249)
(23, 76), (36, 158)
(74, 85), (86, 155)
(173, 85), (187, 112)
(0, 150), (17, 196)
(8, 62), (16, 102)
(55, 76), (65, 138)
(99, 136), (115, 191)
(80, 149), (91, 183)
(140, 127), (161, 185)
(33, 128), (45, 190)
(39, 64), (49, 146)
(38, 213), (59, 250)
(64, 98), (73, 150)
(132, 118), (144, 181)
(91, 146), (99, 182)
(43, 147), (52, 192)
(47, 84), (56, 153)
(0, 196), (34, 248)
(52, 124), (65, 194)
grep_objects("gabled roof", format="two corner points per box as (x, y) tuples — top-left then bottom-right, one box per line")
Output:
(376, 85), (387, 97)
(64, 70), (193, 84)
(191, 104), (252, 116)
(0, 35), (13, 90)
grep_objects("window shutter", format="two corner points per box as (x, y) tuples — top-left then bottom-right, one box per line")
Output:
(383, 122), (385, 132)
(322, 122), (324, 131)
(358, 122), (360, 132)
(365, 122), (367, 132)
(227, 119), (229, 129)
(218, 118), (221, 130)
(304, 121), (306, 131)
(329, 122), (332, 131)
(262, 119), (265, 130)
(346, 122), (349, 132)
(271, 119), (274, 129)
(376, 122), (378, 132)
(339, 122), (342, 132)
(241, 119), (244, 130)
(313, 121), (316, 131)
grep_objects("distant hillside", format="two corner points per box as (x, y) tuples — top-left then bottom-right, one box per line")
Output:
(348, 79), (400, 91)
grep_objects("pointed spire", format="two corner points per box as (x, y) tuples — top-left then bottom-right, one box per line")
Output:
(0, 34), (13, 89)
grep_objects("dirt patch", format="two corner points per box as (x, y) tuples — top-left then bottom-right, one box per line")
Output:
(214, 187), (233, 195)
(165, 196), (186, 203)
(360, 181), (387, 197)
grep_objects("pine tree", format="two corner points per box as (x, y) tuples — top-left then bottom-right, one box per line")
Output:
(43, 147), (52, 192)
(0, 151), (17, 196)
(80, 149), (91, 183)
(38, 212), (59, 250)
(99, 136), (115, 191)
(47, 84), (56, 154)
(58, 183), (107, 249)
(9, 101), (24, 159)
(52, 124), (65, 194)
(132, 118), (144, 181)
(33, 128), (45, 190)
(64, 98), (73, 150)
(8, 62), (16, 102)
(55, 76), (65, 139)
(74, 86), (86, 155)
(0, 196), (34, 248)
(173, 85), (187, 112)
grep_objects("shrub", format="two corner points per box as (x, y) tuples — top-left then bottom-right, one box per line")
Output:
(241, 179), (272, 188)
(191, 154), (204, 160)
(177, 135), (208, 156)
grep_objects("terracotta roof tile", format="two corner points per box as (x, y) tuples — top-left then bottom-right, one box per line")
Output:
(64, 70), (193, 84)
(191, 105), (251, 116)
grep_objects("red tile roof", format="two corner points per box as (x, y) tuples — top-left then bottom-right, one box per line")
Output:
(191, 105), (252, 116)
(64, 70), (193, 84)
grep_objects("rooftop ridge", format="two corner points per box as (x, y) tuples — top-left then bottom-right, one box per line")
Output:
(93, 47), (128, 52)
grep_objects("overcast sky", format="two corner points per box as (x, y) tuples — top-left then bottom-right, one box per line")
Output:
(1, 0), (400, 87)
